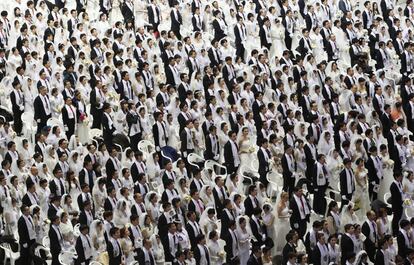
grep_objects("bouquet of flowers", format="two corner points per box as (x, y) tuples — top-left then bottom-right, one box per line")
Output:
(403, 199), (412, 207)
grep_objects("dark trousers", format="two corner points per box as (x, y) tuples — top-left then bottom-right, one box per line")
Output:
(17, 239), (35, 265)
(283, 176), (295, 195)
(313, 185), (327, 215)
(36, 120), (47, 133)
(13, 111), (23, 135)
(172, 29), (182, 40)
(392, 207), (403, 236)
(368, 182), (378, 202)
(340, 194), (352, 211)
(259, 170), (269, 188)
(182, 148), (194, 173)
(91, 110), (103, 129)
(65, 120), (75, 140)
(52, 253), (62, 265)
(130, 133), (142, 151)
(235, 44), (245, 61)
(226, 164), (238, 175)
(290, 218), (307, 239)
(285, 34), (292, 50)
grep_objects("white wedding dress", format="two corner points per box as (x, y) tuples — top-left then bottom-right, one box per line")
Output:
(273, 205), (291, 255)
(109, 0), (124, 24)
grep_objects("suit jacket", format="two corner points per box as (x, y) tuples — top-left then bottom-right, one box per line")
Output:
(247, 255), (263, 265)
(49, 225), (62, 256)
(34, 95), (51, 123)
(366, 155), (380, 185)
(148, 5), (161, 26)
(223, 230), (237, 261)
(339, 168), (355, 197)
(380, 113), (392, 138)
(282, 243), (296, 264)
(170, 9), (182, 31)
(340, 234), (354, 264)
(390, 181), (403, 213)
(361, 221), (377, 256)
(18, 216), (34, 246)
(186, 222), (202, 250)
(397, 230), (410, 258)
(193, 244), (211, 265)
(204, 134), (219, 160)
(102, 113), (116, 139)
(375, 249), (385, 265)
(137, 248), (156, 265)
(212, 19), (226, 41)
(107, 238), (122, 265)
(207, 48), (221, 68)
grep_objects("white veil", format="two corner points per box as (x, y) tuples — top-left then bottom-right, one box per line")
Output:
(317, 130), (334, 155)
(355, 250), (367, 265)
(235, 215), (253, 238)
(199, 185), (213, 204)
(199, 206), (217, 233)
(90, 219), (103, 239)
(139, 213), (149, 228)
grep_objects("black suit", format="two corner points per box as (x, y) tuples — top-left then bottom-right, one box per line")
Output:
(366, 155), (380, 201)
(34, 95), (51, 133)
(362, 221), (377, 262)
(375, 249), (385, 265)
(247, 254), (263, 265)
(17, 215), (36, 265)
(49, 225), (63, 265)
(339, 168), (355, 208)
(137, 248), (156, 265)
(257, 148), (271, 188)
(10, 89), (24, 134)
(340, 234), (354, 265)
(170, 9), (183, 39)
(212, 19), (226, 41)
(102, 113), (116, 148)
(397, 230), (411, 259)
(224, 229), (239, 264)
(107, 238), (123, 265)
(224, 141), (239, 174)
(282, 243), (296, 265)
(391, 181), (404, 236)
(289, 195), (310, 239)
(75, 234), (93, 265)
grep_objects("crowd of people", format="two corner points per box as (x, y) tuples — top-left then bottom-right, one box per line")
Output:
(1, 0), (414, 264)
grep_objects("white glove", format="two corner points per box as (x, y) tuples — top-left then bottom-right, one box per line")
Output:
(214, 154), (220, 160)
(64, 125), (68, 132)
(23, 243), (28, 248)
(36, 119), (41, 123)
(341, 195), (347, 200)
(294, 223), (299, 229)
(19, 106), (24, 111)
(183, 151), (187, 158)
(156, 146), (160, 152)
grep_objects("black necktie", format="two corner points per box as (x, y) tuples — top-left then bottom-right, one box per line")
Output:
(149, 251), (155, 265)
(204, 245), (210, 265)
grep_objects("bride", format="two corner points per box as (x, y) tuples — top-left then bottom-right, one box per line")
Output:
(273, 191), (291, 255)
(340, 203), (359, 232)
(113, 199), (129, 228)
(238, 126), (255, 166)
(270, 19), (286, 59)
(354, 158), (370, 218)
(89, 220), (107, 260)
(236, 216), (252, 265)
(199, 207), (219, 236)
(109, 0), (124, 24)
